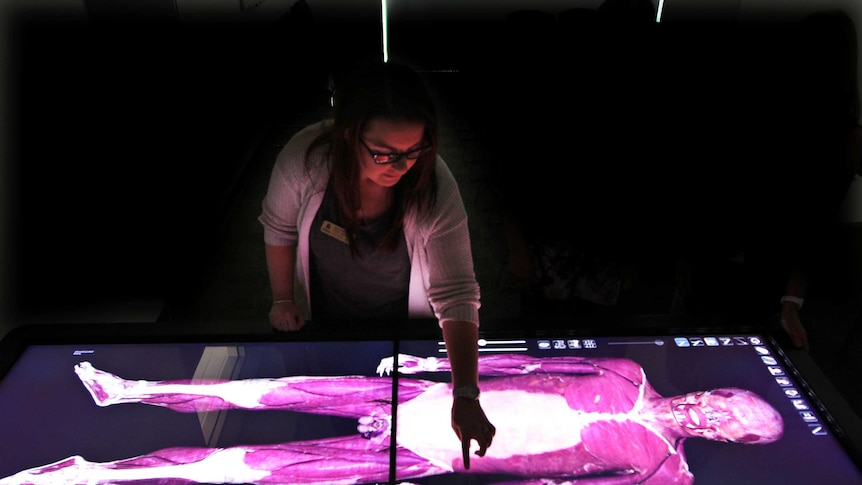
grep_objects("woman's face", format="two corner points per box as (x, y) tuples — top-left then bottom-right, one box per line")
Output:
(357, 118), (428, 188)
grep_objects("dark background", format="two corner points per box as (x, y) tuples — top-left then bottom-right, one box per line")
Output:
(4, 1), (858, 322)
(0, 0), (860, 418)
(3, 6), (372, 319)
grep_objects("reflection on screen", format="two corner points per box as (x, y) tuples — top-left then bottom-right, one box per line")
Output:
(0, 333), (860, 485)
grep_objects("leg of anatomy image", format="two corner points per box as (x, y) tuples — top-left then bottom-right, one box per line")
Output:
(1, 355), (783, 485)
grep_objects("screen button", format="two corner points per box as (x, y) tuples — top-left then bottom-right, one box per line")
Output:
(809, 424), (829, 436)
(800, 411), (819, 423)
(784, 388), (801, 398)
(768, 366), (785, 376)
(792, 399), (810, 410)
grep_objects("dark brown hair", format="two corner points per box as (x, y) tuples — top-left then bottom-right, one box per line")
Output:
(308, 59), (439, 255)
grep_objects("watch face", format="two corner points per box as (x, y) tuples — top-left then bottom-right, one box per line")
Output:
(454, 385), (480, 399)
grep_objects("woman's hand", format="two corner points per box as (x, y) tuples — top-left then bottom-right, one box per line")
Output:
(451, 397), (495, 470)
(269, 300), (306, 331)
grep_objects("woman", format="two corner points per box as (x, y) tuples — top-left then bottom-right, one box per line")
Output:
(258, 59), (494, 463)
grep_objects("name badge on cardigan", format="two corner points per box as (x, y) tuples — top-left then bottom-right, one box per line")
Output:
(321, 220), (349, 245)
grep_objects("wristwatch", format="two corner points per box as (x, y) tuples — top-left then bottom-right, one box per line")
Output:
(453, 385), (480, 400)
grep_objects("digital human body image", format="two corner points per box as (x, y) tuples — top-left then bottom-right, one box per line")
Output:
(0, 353), (784, 485)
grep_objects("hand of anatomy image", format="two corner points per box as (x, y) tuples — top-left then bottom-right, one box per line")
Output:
(0, 354), (783, 485)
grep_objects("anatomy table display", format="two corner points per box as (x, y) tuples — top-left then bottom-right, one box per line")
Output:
(0, 327), (859, 484)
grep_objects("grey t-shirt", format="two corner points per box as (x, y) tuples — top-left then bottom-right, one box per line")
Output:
(309, 184), (410, 323)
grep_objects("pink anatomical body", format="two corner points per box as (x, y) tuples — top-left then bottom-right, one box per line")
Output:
(0, 355), (783, 485)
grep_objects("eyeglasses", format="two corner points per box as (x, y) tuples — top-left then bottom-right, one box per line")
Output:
(359, 138), (432, 165)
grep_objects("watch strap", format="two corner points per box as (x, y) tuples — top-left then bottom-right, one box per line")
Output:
(781, 295), (804, 310)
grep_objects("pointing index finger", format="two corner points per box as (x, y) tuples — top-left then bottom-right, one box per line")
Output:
(462, 436), (471, 469)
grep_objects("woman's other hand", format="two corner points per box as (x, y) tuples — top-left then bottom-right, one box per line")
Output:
(269, 300), (306, 331)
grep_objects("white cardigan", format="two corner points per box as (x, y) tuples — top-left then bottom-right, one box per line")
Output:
(259, 120), (480, 326)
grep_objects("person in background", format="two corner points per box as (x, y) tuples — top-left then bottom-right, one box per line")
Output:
(773, 9), (862, 351)
(673, 9), (862, 352)
(258, 58), (494, 462)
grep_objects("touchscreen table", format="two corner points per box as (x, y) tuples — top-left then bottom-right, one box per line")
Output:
(0, 326), (860, 485)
